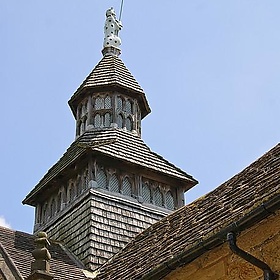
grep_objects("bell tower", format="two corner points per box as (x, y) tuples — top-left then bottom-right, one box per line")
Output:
(23, 8), (198, 271)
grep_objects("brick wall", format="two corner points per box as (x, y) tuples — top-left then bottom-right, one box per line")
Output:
(163, 209), (280, 280)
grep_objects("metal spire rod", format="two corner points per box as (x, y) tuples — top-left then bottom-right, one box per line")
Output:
(119, 0), (124, 21)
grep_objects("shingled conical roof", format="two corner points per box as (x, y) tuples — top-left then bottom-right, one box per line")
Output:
(68, 53), (151, 119)
(76, 54), (144, 94)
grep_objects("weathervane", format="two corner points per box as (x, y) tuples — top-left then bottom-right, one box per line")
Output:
(119, 0), (124, 21)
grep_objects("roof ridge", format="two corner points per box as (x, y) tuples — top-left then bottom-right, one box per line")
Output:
(0, 226), (89, 280)
(23, 140), (87, 204)
(0, 225), (33, 237)
(0, 240), (24, 280)
(149, 149), (196, 181)
(112, 55), (119, 83)
(57, 242), (86, 269)
(74, 58), (103, 95)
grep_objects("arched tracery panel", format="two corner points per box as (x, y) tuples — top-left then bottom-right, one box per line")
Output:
(125, 117), (132, 131)
(117, 114), (124, 128)
(104, 113), (111, 127)
(104, 96), (111, 109)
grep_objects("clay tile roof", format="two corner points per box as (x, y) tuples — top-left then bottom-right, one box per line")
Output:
(95, 143), (280, 280)
(0, 227), (90, 280)
(23, 129), (197, 205)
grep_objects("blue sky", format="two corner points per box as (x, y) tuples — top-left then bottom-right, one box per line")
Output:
(1, 1), (280, 233)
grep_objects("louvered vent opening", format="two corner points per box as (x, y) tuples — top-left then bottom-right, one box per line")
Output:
(166, 191), (175, 210)
(97, 170), (107, 189)
(154, 188), (163, 207)
(122, 178), (132, 196)
(142, 183), (151, 203)
(109, 174), (119, 193)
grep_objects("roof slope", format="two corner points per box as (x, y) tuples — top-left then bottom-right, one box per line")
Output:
(73, 54), (145, 94)
(95, 143), (280, 280)
(23, 129), (197, 205)
(0, 227), (89, 280)
(80, 129), (195, 181)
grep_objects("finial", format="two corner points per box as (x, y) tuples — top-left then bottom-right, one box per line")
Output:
(102, 7), (122, 56)
(27, 232), (53, 280)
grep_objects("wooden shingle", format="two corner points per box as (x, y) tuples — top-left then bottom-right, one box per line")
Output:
(68, 53), (151, 119)
(23, 128), (197, 205)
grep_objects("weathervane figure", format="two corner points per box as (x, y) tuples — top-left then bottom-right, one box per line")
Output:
(103, 7), (122, 49)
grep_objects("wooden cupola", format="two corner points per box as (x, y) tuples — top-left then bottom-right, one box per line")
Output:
(68, 7), (150, 139)
(23, 7), (198, 271)
(68, 50), (151, 138)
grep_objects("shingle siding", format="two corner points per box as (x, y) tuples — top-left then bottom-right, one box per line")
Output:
(38, 189), (167, 271)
